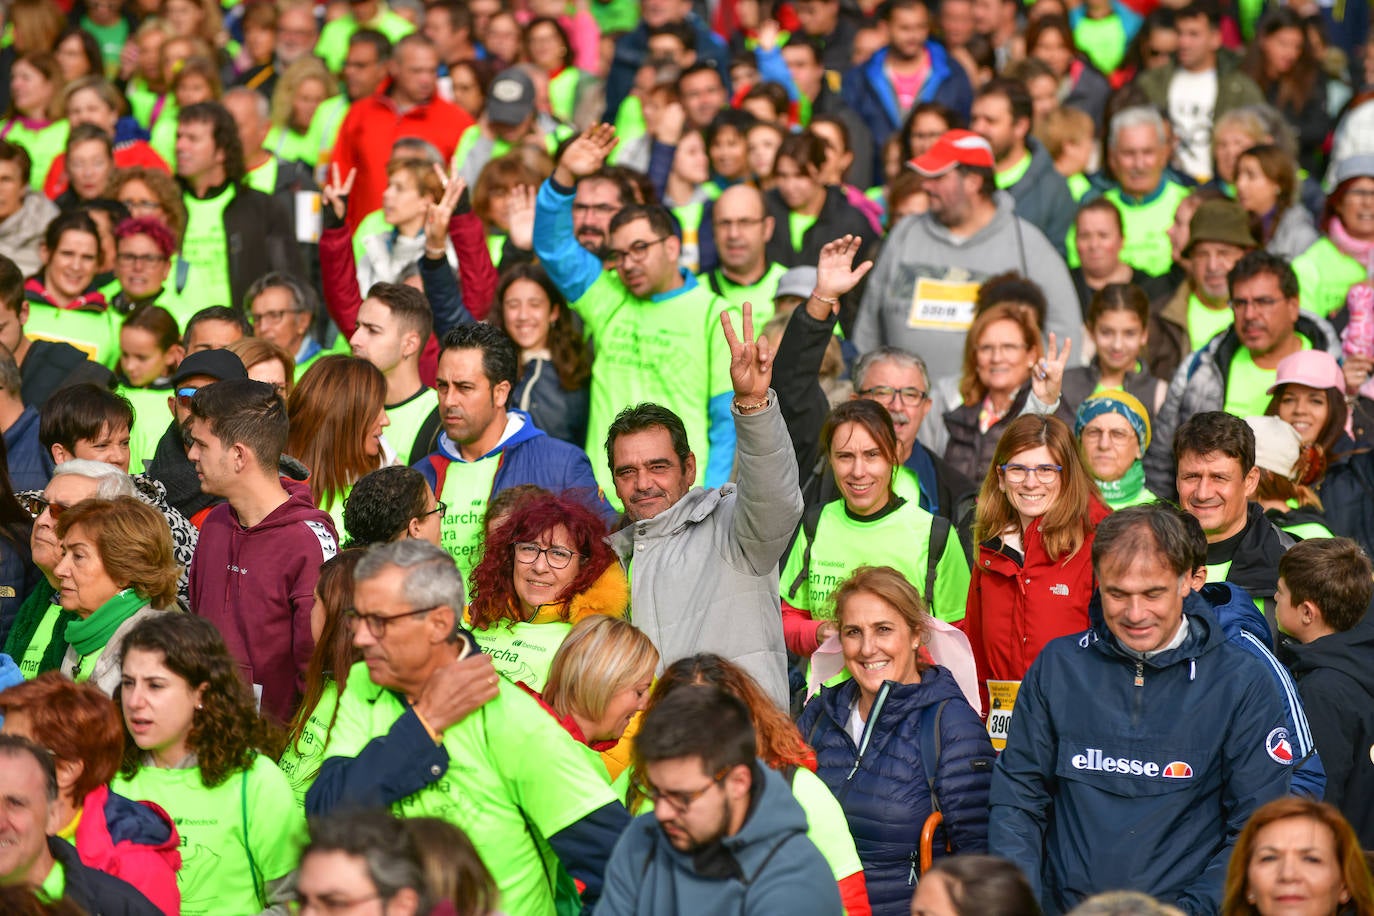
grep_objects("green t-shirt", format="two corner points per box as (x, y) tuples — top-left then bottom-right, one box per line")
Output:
(1224, 335), (1311, 418)
(244, 156), (279, 197)
(80, 16), (128, 79)
(700, 262), (790, 329)
(1073, 182), (1191, 276)
(1068, 172), (1092, 201)
(1186, 293), (1235, 352)
(111, 756), (304, 916)
(266, 125), (320, 170)
(472, 619), (574, 691)
(1292, 237), (1367, 319)
(320, 663), (623, 916)
(386, 387), (439, 467)
(316, 7), (415, 72)
(0, 118), (68, 190)
(569, 272), (737, 503)
(24, 303), (120, 368)
(1074, 14), (1129, 75)
(180, 185), (238, 310)
(308, 95), (351, 169)
(148, 100), (179, 166)
(18, 602), (62, 679)
(277, 680), (340, 812)
(792, 766), (864, 881)
(995, 151), (1033, 190)
(120, 385), (173, 474)
(436, 452), (504, 583)
(126, 80), (160, 130)
(788, 211), (818, 252)
(36, 859), (65, 904)
(780, 496), (970, 623)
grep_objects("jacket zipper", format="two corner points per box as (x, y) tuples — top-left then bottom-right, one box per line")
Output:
(841, 682), (890, 796)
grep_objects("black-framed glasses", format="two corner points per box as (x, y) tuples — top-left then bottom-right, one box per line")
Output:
(513, 542), (583, 569)
(858, 385), (927, 404)
(18, 493), (68, 520)
(344, 604), (440, 638)
(605, 236), (669, 267)
(999, 463), (1063, 484)
(632, 767), (730, 813)
(420, 500), (446, 520)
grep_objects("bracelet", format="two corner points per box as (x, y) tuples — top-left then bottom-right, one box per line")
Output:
(424, 247), (446, 259)
(810, 292), (839, 306)
(733, 396), (770, 414)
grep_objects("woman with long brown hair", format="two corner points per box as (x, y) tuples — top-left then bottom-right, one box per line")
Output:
(961, 414), (1109, 697)
(1234, 144), (1318, 259)
(286, 355), (390, 534)
(1242, 8), (1329, 174)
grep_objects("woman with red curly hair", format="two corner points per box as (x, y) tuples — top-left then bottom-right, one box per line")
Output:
(0, 673), (181, 914)
(467, 491), (628, 691)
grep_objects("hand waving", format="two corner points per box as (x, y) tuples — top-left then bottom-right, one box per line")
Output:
(322, 163), (356, 221)
(553, 123), (618, 186)
(721, 302), (772, 403)
(1030, 332), (1072, 406)
(506, 184), (536, 251)
(808, 235), (873, 320)
(423, 161), (466, 252)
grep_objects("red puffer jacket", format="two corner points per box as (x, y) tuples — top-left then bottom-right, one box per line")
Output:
(961, 498), (1111, 708)
(75, 784), (181, 914)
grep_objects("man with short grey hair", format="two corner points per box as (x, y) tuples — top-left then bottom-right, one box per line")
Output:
(306, 539), (629, 915)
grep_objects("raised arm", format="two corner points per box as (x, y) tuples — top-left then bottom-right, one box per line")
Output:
(533, 124), (618, 304)
(318, 164), (365, 338)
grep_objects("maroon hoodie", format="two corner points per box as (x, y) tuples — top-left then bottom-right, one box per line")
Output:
(189, 480), (338, 722)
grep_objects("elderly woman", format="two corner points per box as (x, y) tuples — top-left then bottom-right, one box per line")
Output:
(0, 673), (180, 913)
(1075, 389), (1158, 509)
(48, 496), (178, 694)
(467, 492), (628, 691)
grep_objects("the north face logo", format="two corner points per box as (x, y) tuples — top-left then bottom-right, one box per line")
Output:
(1050, 583), (1069, 597)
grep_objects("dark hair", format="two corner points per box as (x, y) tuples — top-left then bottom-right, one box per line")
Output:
(1264, 379), (1348, 461)
(782, 33), (822, 64)
(775, 129), (829, 175)
(924, 855), (1043, 916)
(1076, 196), (1125, 236)
(0, 734), (57, 802)
(363, 281), (434, 347)
(634, 684), (756, 774)
(490, 263), (591, 391)
(401, 817), (498, 916)
(647, 20), (696, 52)
(344, 467), (435, 547)
(0, 255), (22, 315)
(881, 0), (931, 22)
(1243, 8), (1320, 115)
(740, 82), (789, 120)
(1092, 503), (1196, 579)
(184, 305), (252, 344)
(976, 271), (1048, 329)
(607, 203), (678, 240)
(1025, 14), (1079, 72)
(0, 673), (123, 802)
(1278, 538), (1374, 632)
(605, 403), (691, 472)
(677, 60), (723, 91)
(467, 493), (615, 629)
(438, 323), (519, 389)
(348, 27), (394, 62)
(188, 378), (289, 470)
(482, 483), (549, 533)
(1122, 8), (1177, 76)
(707, 108), (761, 151)
(1175, 0), (1221, 28)
(302, 811), (433, 914)
(1237, 145), (1298, 237)
(286, 549), (364, 756)
(821, 400), (899, 505)
(288, 356), (387, 511)
(122, 303), (181, 354)
(1086, 283), (1150, 330)
(56, 26), (104, 79)
(43, 210), (104, 266)
(599, 164), (656, 206)
(178, 101), (246, 183)
(116, 614), (272, 787)
(1168, 501), (1209, 573)
(65, 121), (114, 160)
(39, 383), (133, 455)
(1173, 410), (1256, 474)
(977, 76), (1034, 127)
(0, 140), (32, 186)
(523, 17), (572, 67)
(427, 1), (471, 34)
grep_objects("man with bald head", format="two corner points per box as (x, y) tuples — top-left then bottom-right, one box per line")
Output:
(223, 87), (316, 202)
(700, 186), (788, 322)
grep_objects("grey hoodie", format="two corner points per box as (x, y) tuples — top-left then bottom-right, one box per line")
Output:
(852, 192), (1081, 382)
(1005, 138), (1076, 258)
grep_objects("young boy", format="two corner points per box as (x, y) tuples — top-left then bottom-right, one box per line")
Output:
(1277, 538), (1374, 846)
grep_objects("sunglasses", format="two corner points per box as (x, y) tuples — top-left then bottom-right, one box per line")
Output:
(19, 494), (70, 520)
(176, 386), (202, 409)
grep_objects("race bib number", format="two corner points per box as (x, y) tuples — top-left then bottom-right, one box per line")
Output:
(906, 277), (979, 331)
(986, 679), (1021, 752)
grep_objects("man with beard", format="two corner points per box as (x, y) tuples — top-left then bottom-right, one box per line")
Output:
(534, 124), (738, 504)
(597, 687), (840, 914)
(412, 323), (608, 582)
(1145, 251), (1339, 498)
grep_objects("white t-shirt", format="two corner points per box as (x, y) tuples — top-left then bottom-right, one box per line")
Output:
(1169, 68), (1219, 181)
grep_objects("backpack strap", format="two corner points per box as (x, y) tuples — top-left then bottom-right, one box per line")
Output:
(919, 699), (950, 813)
(924, 516), (951, 611)
(785, 502), (825, 601)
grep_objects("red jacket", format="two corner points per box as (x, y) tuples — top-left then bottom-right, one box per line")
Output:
(330, 81), (473, 229)
(75, 784), (181, 915)
(961, 498), (1111, 700)
(46, 141), (169, 199)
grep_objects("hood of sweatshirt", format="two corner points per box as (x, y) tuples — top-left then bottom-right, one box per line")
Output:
(434, 410), (544, 463)
(1284, 612), (1374, 700)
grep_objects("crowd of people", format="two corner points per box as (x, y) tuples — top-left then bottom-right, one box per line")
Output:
(0, 0), (1372, 913)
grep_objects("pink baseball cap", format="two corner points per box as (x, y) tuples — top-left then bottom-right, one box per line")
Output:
(908, 129), (995, 177)
(1267, 349), (1345, 394)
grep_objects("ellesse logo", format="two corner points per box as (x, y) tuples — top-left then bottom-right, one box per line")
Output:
(1071, 748), (1194, 779)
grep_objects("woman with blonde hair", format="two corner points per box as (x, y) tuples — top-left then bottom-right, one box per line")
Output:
(226, 336), (295, 400)
(962, 414), (1108, 696)
(266, 57), (337, 173)
(541, 615), (658, 757)
(401, 818), (499, 916)
(1222, 796), (1374, 916)
(286, 355), (390, 533)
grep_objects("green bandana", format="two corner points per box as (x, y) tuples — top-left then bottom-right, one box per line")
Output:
(63, 589), (150, 657)
(1096, 460), (1146, 508)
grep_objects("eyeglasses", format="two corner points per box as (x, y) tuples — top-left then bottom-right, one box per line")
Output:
(19, 493), (69, 520)
(120, 198), (163, 214)
(858, 385), (927, 404)
(632, 767), (730, 813)
(1345, 187), (1374, 201)
(999, 463), (1063, 484)
(605, 236), (669, 267)
(714, 217), (766, 233)
(976, 342), (1028, 359)
(1229, 296), (1284, 311)
(116, 252), (169, 268)
(250, 308), (306, 326)
(513, 542), (583, 569)
(419, 500), (446, 520)
(176, 386), (203, 408)
(572, 202), (619, 217)
(1081, 427), (1134, 446)
(344, 604), (440, 638)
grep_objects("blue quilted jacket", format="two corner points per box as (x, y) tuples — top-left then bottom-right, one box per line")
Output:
(797, 667), (995, 916)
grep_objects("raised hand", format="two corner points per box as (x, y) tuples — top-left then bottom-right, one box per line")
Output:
(721, 302), (773, 403)
(809, 235), (873, 320)
(553, 123), (618, 186)
(423, 161), (466, 253)
(1344, 354), (1373, 397)
(321, 163), (357, 221)
(1030, 332), (1072, 406)
(756, 18), (782, 51)
(505, 184), (536, 251)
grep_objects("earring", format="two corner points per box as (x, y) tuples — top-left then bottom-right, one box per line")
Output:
(1247, 894), (1256, 904)
(196, 703), (203, 711)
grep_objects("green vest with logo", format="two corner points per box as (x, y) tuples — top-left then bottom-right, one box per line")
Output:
(180, 185), (238, 309)
(24, 303), (120, 368)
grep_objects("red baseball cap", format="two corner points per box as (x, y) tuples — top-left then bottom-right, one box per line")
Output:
(909, 129), (995, 177)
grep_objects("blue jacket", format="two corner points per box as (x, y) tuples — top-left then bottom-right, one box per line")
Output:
(4, 404), (52, 492)
(797, 667), (994, 916)
(595, 762), (842, 916)
(0, 652), (20, 725)
(990, 595), (1294, 916)
(414, 409), (614, 524)
(841, 43), (972, 181)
